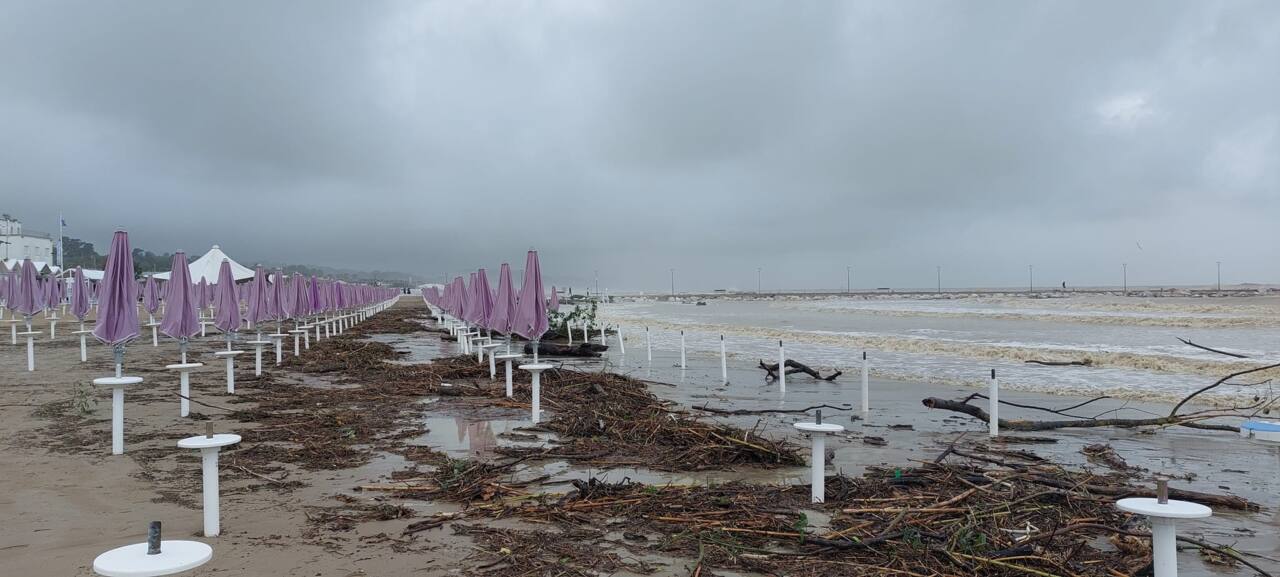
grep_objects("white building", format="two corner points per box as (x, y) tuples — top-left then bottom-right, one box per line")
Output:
(0, 214), (55, 263)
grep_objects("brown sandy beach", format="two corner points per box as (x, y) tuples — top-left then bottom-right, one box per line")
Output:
(2, 299), (1278, 576)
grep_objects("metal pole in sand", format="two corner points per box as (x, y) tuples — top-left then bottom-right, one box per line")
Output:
(861, 352), (869, 417)
(92, 521), (212, 576)
(778, 340), (786, 393)
(680, 330), (686, 370)
(646, 326), (652, 363)
(720, 335), (728, 385)
(989, 369), (999, 438)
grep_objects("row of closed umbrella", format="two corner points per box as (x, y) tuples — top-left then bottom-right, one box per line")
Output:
(421, 250), (551, 344)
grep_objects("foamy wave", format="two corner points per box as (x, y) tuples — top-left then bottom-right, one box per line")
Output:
(600, 313), (1279, 382)
(774, 300), (1278, 328)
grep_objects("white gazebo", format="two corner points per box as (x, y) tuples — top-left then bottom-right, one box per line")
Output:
(153, 245), (254, 283)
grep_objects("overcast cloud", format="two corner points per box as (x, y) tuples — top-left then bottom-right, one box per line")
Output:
(1, 1), (1277, 291)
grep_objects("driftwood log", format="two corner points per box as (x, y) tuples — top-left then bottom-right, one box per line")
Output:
(921, 397), (1238, 433)
(758, 360), (842, 381)
(523, 342), (606, 358)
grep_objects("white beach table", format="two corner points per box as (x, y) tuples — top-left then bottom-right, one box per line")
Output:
(94, 376), (144, 455)
(178, 433), (242, 537)
(212, 350), (244, 394)
(268, 333), (286, 364)
(199, 320), (214, 338)
(479, 343), (502, 379)
(48, 316), (59, 339)
(244, 340), (270, 376)
(495, 354), (522, 397)
(289, 329), (306, 356)
(794, 421), (845, 503)
(93, 540), (212, 577)
(73, 328), (94, 362)
(17, 330), (40, 371)
(1117, 497), (1211, 577)
(299, 325), (314, 349)
(519, 363), (553, 424)
(1240, 420), (1280, 443)
(165, 363), (204, 417)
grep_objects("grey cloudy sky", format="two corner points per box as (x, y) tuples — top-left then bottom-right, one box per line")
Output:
(1, 1), (1277, 292)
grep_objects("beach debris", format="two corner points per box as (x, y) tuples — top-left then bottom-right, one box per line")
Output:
(757, 359), (842, 381)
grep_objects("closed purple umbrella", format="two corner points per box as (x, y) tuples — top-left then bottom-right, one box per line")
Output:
(307, 276), (320, 317)
(549, 286), (560, 312)
(290, 273), (310, 322)
(474, 268), (494, 331)
(268, 270), (287, 329)
(213, 259), (241, 348)
(196, 277), (210, 313)
(159, 251), (201, 361)
(142, 274), (160, 322)
(13, 258), (43, 320)
(245, 266), (270, 334)
(280, 274), (297, 321)
(71, 267), (91, 323)
(93, 231), (140, 374)
(511, 251), (549, 358)
(488, 264), (517, 352)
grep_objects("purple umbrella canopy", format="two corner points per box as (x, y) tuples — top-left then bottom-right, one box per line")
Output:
(280, 274), (297, 320)
(308, 275), (322, 316)
(268, 270), (286, 322)
(245, 266), (270, 329)
(290, 273), (311, 320)
(511, 251), (549, 341)
(213, 259), (242, 334)
(44, 275), (60, 310)
(473, 268), (494, 329)
(71, 267), (91, 321)
(142, 274), (160, 315)
(196, 277), (210, 310)
(548, 286), (560, 312)
(487, 263), (517, 334)
(159, 251), (201, 341)
(13, 259), (43, 317)
(92, 231), (140, 346)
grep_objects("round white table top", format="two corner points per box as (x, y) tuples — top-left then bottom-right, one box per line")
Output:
(794, 422), (846, 434)
(145, 322), (161, 327)
(494, 353), (523, 360)
(0, 319), (20, 323)
(164, 363), (204, 370)
(92, 540), (212, 577)
(212, 350), (244, 357)
(1117, 497), (1212, 519)
(479, 343), (502, 349)
(244, 340), (271, 345)
(199, 320), (215, 325)
(177, 433), (241, 450)
(72, 329), (95, 334)
(288, 329), (306, 334)
(94, 376), (144, 387)
(519, 363), (554, 371)
(268, 333), (286, 339)
(299, 325), (315, 329)
(16, 330), (42, 336)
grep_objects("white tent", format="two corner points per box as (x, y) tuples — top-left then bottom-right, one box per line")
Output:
(2, 259), (58, 275)
(153, 245), (255, 283)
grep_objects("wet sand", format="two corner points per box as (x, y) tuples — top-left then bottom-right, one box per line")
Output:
(2, 302), (1278, 575)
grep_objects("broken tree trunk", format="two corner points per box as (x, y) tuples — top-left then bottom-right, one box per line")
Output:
(758, 359), (842, 381)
